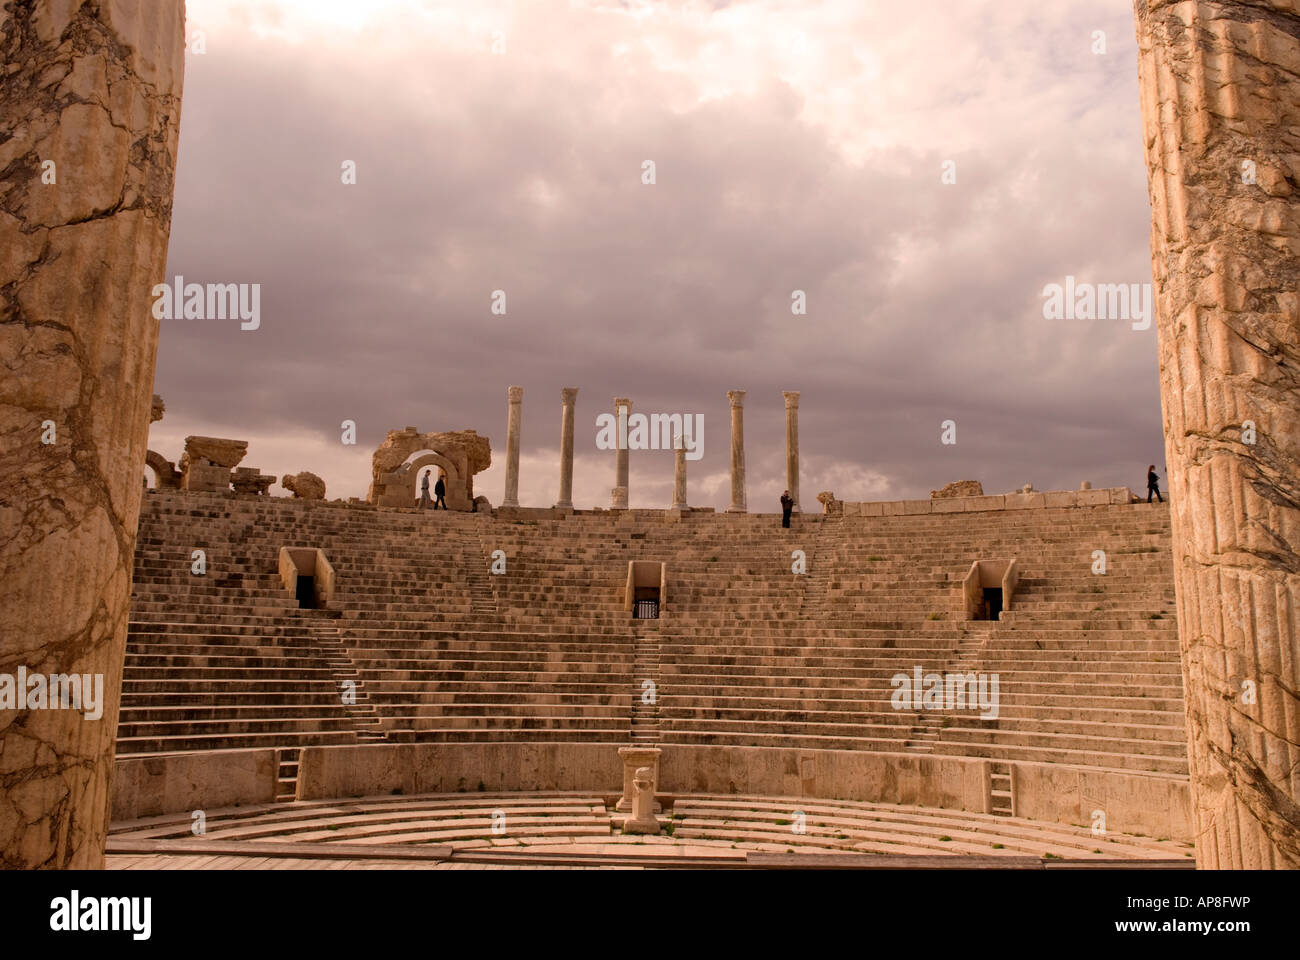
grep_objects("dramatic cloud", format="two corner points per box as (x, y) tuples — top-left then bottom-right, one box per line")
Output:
(150, 0), (1165, 508)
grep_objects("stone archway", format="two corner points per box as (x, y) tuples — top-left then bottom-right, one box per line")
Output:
(367, 428), (491, 511)
(145, 450), (180, 489)
(402, 449), (468, 510)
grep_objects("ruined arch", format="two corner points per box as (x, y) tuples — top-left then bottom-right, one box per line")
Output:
(145, 449), (180, 489)
(367, 428), (491, 511)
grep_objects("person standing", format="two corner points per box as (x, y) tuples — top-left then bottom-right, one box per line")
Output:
(780, 489), (794, 528)
(433, 471), (448, 510)
(418, 470), (433, 509)
(1147, 464), (1164, 503)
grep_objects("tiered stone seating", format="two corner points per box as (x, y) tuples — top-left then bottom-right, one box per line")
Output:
(123, 490), (1184, 781)
(108, 791), (1189, 861)
(833, 510), (1184, 774)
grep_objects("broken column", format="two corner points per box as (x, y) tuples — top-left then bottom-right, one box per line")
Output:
(1134, 0), (1300, 869)
(611, 397), (631, 509)
(180, 436), (247, 493)
(622, 767), (662, 835)
(783, 390), (800, 513)
(726, 390), (746, 513)
(0, 0), (187, 869)
(555, 387), (577, 509)
(502, 385), (522, 508)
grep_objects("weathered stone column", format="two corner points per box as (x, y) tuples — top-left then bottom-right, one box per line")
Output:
(611, 397), (630, 509)
(671, 433), (688, 510)
(502, 385), (523, 508)
(0, 0), (187, 869)
(783, 390), (800, 513)
(726, 390), (746, 513)
(1134, 0), (1300, 869)
(555, 387), (577, 509)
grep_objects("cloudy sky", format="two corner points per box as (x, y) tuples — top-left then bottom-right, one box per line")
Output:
(148, 0), (1166, 510)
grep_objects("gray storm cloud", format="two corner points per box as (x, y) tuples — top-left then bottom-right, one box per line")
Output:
(150, 0), (1165, 507)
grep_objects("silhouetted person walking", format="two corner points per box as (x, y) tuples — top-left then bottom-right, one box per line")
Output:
(434, 472), (447, 510)
(780, 489), (794, 528)
(418, 470), (433, 509)
(1147, 464), (1163, 503)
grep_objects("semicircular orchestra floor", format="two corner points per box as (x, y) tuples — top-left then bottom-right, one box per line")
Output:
(106, 792), (1196, 870)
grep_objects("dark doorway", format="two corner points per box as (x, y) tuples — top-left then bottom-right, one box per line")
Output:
(982, 587), (1003, 621)
(633, 586), (660, 619)
(296, 574), (317, 609)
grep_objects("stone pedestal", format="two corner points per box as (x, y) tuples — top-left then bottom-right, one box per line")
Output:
(611, 397), (631, 509)
(617, 746), (661, 813)
(0, 0), (187, 870)
(556, 387), (577, 509)
(726, 390), (746, 513)
(502, 386), (523, 508)
(1134, 0), (1300, 869)
(622, 767), (661, 835)
(783, 391), (800, 513)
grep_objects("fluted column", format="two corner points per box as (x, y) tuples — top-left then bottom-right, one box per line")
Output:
(672, 431), (688, 509)
(502, 385), (523, 507)
(783, 391), (800, 513)
(0, 0), (187, 869)
(556, 387), (577, 509)
(1134, 0), (1300, 869)
(611, 397), (631, 509)
(726, 390), (746, 513)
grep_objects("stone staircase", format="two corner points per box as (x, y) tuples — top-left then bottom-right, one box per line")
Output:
(630, 626), (663, 744)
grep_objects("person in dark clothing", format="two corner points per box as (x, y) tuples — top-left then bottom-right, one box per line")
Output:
(417, 471), (433, 509)
(433, 472), (448, 510)
(780, 490), (794, 528)
(1147, 464), (1163, 503)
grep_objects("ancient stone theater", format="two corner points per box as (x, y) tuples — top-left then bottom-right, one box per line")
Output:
(1, 0), (1297, 871)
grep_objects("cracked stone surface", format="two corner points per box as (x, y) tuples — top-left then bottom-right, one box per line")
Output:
(0, 0), (186, 869)
(1134, 0), (1300, 868)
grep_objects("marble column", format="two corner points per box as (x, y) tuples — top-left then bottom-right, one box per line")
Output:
(611, 397), (631, 509)
(1134, 0), (1300, 869)
(783, 390), (800, 513)
(556, 387), (577, 509)
(0, 0), (187, 869)
(671, 431), (688, 510)
(726, 390), (746, 513)
(502, 385), (523, 508)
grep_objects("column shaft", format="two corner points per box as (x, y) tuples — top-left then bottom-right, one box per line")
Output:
(502, 386), (523, 507)
(611, 398), (631, 509)
(672, 436), (687, 509)
(1134, 0), (1300, 868)
(784, 391), (800, 513)
(727, 390), (746, 513)
(556, 387), (577, 508)
(0, 0), (187, 869)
